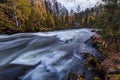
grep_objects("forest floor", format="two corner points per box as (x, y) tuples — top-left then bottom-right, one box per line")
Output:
(101, 52), (120, 80)
(91, 34), (120, 80)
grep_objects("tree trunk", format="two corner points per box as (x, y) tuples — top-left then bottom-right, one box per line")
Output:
(13, 0), (19, 27)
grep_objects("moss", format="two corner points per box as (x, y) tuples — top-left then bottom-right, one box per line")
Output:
(107, 74), (120, 80)
(84, 54), (99, 68)
(93, 77), (101, 80)
(67, 72), (77, 80)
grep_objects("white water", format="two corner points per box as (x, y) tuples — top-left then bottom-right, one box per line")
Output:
(0, 28), (102, 80)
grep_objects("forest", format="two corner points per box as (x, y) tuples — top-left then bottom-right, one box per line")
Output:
(0, 0), (120, 80)
(0, 0), (119, 35)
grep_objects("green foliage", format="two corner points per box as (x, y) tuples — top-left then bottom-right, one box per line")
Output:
(46, 13), (55, 28)
(0, 3), (16, 28)
(15, 0), (32, 22)
(0, 0), (76, 33)
(0, 0), (120, 34)
(79, 0), (120, 39)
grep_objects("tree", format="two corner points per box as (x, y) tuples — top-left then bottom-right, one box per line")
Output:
(46, 13), (55, 28)
(53, 0), (59, 16)
(76, 5), (81, 13)
(102, 0), (120, 33)
(70, 9), (75, 26)
(0, 3), (14, 28)
(44, 0), (52, 14)
(75, 5), (81, 23)
(7, 0), (32, 27)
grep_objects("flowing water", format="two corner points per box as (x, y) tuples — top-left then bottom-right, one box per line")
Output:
(0, 29), (103, 80)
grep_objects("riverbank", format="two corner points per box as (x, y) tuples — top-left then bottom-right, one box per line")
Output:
(90, 34), (120, 80)
(0, 27), (78, 34)
(0, 26), (95, 34)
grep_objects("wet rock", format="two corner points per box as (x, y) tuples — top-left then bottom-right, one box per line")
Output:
(91, 29), (96, 32)
(84, 39), (93, 47)
(80, 53), (95, 59)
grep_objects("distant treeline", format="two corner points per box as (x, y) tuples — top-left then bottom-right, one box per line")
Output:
(0, 0), (120, 36)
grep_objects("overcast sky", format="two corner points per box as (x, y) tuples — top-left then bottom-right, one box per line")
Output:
(57, 0), (102, 11)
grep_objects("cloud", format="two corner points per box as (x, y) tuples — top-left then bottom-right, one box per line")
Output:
(57, 0), (102, 11)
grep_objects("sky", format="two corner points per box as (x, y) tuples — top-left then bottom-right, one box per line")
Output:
(56, 0), (102, 11)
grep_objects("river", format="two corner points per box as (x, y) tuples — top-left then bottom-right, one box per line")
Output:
(0, 28), (103, 80)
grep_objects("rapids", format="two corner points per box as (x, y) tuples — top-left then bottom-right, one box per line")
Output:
(0, 29), (103, 80)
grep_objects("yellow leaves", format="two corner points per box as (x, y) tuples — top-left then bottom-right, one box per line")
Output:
(87, 14), (96, 22)
(34, 0), (47, 17)
(107, 74), (120, 80)
(14, 0), (32, 22)
(33, 0), (48, 24)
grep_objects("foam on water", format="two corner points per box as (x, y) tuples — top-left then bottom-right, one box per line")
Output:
(0, 28), (101, 80)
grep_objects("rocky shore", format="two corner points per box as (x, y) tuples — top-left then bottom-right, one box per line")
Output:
(90, 33), (120, 80)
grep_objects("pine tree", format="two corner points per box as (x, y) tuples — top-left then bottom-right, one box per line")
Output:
(101, 0), (120, 36)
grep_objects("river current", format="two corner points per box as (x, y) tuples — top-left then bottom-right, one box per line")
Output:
(0, 28), (103, 80)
